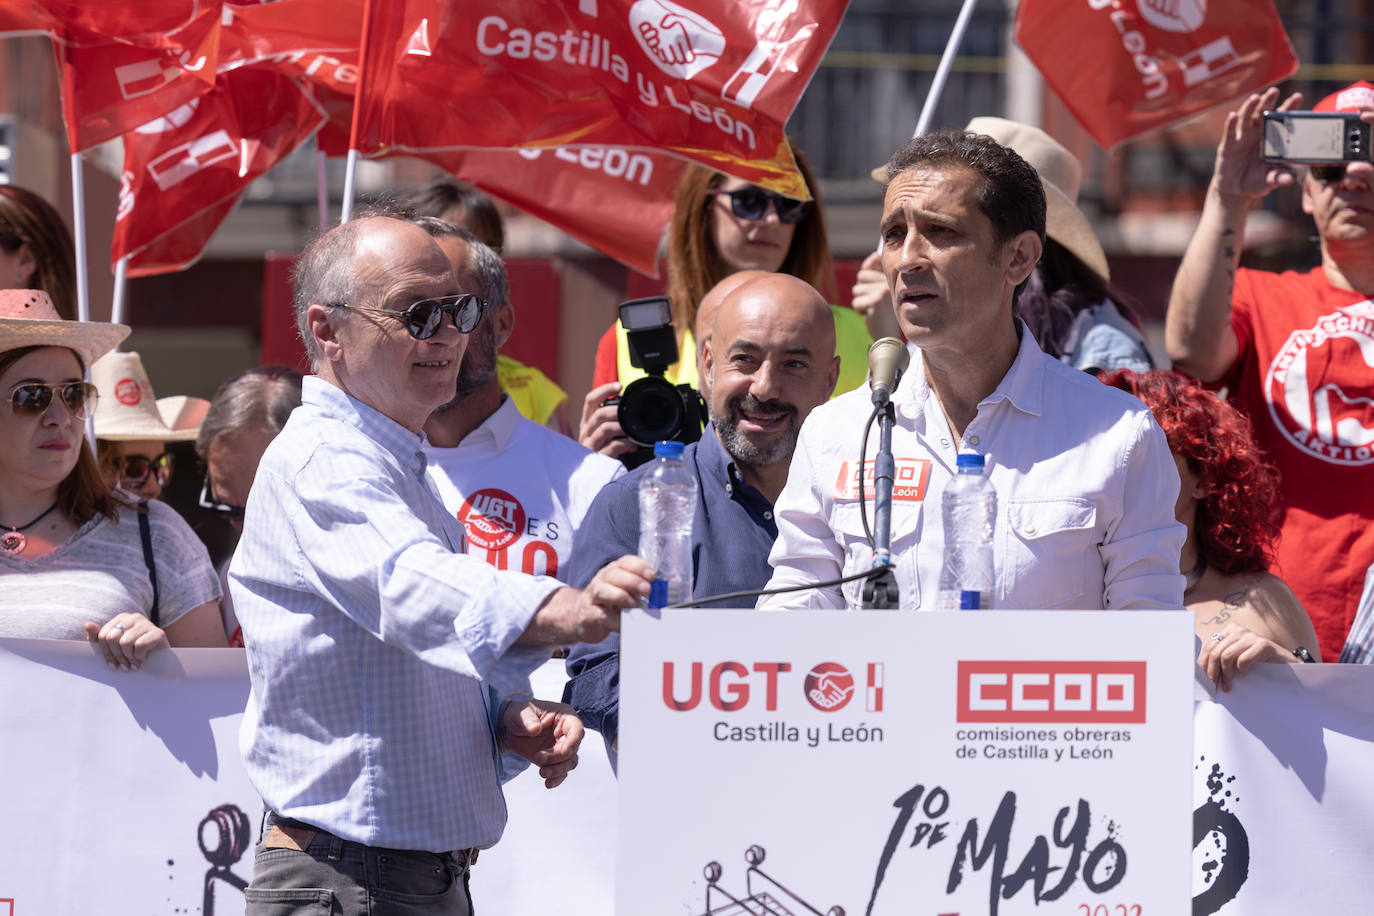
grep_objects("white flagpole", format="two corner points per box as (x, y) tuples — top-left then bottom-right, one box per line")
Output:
(110, 254), (130, 336)
(913, 0), (981, 138)
(70, 152), (90, 322)
(316, 147), (330, 230)
(340, 149), (359, 223)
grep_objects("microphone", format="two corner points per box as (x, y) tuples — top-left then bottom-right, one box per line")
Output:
(867, 337), (910, 406)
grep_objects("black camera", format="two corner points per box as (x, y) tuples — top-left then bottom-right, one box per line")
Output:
(604, 296), (707, 469)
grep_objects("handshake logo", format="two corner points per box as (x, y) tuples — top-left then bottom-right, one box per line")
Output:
(630, 0), (726, 81)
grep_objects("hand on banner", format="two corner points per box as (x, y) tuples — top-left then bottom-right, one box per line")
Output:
(84, 613), (169, 671)
(579, 382), (637, 460)
(850, 251), (901, 340)
(1197, 624), (1292, 692)
(520, 555), (655, 646)
(500, 698), (585, 788)
(1212, 88), (1303, 202)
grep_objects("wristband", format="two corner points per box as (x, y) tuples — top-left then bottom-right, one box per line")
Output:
(1292, 646), (1316, 664)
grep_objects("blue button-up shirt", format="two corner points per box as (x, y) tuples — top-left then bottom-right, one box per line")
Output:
(561, 426), (778, 748)
(231, 377), (559, 852)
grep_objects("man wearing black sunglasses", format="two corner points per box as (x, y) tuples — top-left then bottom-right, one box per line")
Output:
(1166, 82), (1374, 665)
(231, 214), (653, 914)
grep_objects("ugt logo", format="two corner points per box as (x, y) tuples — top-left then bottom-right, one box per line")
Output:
(662, 660), (884, 713)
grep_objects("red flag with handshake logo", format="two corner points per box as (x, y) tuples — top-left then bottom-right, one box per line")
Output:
(350, 0), (847, 199)
(1014, 0), (1298, 148)
(112, 68), (326, 277)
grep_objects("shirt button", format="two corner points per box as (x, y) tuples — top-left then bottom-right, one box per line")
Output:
(1025, 526), (1037, 536)
(725, 484), (733, 494)
(940, 438), (950, 447)
(968, 435), (980, 446)
(764, 511), (773, 520)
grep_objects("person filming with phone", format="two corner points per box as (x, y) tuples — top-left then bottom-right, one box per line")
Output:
(1165, 82), (1374, 664)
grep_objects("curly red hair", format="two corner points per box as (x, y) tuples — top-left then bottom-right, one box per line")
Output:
(1100, 369), (1282, 576)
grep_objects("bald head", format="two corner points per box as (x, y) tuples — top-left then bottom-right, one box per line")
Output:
(703, 273), (839, 486)
(695, 269), (771, 395)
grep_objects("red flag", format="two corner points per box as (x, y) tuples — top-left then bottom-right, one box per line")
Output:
(428, 146), (684, 276)
(351, 0), (845, 199)
(1015, 0), (1299, 148)
(112, 67), (325, 276)
(0, 1), (224, 152)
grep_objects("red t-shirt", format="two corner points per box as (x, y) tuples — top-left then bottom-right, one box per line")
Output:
(1224, 266), (1374, 661)
(592, 323), (618, 389)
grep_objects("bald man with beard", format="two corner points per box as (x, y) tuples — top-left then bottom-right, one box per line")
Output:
(562, 273), (840, 760)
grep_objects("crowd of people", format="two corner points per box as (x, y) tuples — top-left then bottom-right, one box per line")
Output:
(1, 81), (1371, 913)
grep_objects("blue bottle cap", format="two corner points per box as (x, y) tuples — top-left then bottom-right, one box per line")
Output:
(653, 440), (685, 459)
(956, 452), (985, 471)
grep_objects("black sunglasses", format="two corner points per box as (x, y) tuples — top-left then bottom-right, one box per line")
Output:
(1311, 164), (1351, 183)
(8, 381), (99, 418)
(199, 477), (245, 521)
(115, 452), (174, 487)
(330, 293), (486, 340)
(709, 187), (811, 224)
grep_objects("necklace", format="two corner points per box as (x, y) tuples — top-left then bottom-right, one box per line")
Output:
(0, 502), (59, 556)
(1183, 555), (1208, 593)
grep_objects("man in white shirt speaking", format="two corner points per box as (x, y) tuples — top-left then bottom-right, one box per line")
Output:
(760, 128), (1185, 611)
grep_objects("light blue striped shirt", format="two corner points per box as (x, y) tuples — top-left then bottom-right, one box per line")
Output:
(231, 377), (559, 851)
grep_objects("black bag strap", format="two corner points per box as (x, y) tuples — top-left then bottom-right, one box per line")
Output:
(136, 504), (160, 627)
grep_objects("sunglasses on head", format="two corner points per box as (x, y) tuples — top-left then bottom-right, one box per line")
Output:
(115, 452), (174, 488)
(8, 381), (99, 418)
(330, 293), (486, 340)
(709, 187), (811, 224)
(199, 477), (245, 521)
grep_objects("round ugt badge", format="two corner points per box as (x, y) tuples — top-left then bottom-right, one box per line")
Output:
(457, 488), (526, 551)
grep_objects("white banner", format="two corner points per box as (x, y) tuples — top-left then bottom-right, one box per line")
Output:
(4, 628), (1373, 915)
(617, 610), (1197, 915)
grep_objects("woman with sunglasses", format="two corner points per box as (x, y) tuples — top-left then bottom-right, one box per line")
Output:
(581, 141), (872, 458)
(91, 350), (205, 503)
(0, 290), (226, 669)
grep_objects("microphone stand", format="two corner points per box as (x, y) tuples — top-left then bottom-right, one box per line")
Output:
(863, 396), (900, 609)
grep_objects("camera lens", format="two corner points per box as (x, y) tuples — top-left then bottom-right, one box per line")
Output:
(617, 376), (685, 446)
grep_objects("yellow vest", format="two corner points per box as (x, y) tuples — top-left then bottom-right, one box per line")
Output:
(614, 305), (873, 398)
(497, 354), (567, 427)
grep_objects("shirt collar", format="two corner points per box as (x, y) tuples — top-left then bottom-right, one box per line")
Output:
(303, 376), (428, 466)
(464, 395), (520, 450)
(897, 319), (1047, 418)
(698, 423), (773, 510)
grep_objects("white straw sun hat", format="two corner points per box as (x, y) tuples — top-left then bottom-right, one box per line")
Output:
(91, 350), (203, 441)
(0, 288), (129, 369)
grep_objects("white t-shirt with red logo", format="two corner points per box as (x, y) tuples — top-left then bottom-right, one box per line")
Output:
(1226, 266), (1374, 661)
(423, 397), (625, 581)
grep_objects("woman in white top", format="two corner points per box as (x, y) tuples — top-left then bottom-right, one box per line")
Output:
(0, 289), (225, 669)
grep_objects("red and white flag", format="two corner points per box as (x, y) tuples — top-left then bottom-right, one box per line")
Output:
(1015, 0), (1299, 148)
(350, 0), (847, 199)
(430, 146), (684, 276)
(112, 67), (325, 276)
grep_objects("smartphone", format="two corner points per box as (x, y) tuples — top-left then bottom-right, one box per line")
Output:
(1262, 110), (1371, 164)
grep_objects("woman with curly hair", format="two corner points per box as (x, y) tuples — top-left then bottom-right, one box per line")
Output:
(1102, 369), (1319, 689)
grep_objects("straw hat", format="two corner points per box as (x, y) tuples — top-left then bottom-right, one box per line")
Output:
(872, 118), (1111, 283)
(0, 288), (129, 369)
(91, 351), (202, 441)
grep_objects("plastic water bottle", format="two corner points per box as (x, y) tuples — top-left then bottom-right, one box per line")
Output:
(939, 452), (997, 610)
(638, 440), (697, 609)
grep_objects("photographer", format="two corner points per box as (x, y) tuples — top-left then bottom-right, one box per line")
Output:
(563, 273), (839, 758)
(1165, 82), (1374, 664)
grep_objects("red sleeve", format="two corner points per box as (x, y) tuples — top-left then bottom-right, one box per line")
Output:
(592, 322), (619, 388)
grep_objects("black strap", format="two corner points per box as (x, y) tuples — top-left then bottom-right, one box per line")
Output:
(136, 505), (160, 627)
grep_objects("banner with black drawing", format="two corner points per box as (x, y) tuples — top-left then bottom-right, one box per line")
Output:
(618, 610), (1198, 914)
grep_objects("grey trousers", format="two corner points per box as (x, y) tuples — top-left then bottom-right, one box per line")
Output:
(245, 813), (475, 916)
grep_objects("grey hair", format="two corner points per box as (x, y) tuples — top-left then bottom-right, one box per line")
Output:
(410, 216), (510, 311)
(195, 365), (304, 464)
(291, 208), (415, 367)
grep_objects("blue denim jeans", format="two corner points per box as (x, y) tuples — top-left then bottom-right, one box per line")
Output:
(245, 812), (475, 916)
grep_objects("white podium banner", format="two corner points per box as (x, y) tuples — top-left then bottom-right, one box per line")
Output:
(617, 610), (1197, 915)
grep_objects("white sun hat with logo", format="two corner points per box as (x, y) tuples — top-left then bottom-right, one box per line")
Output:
(91, 350), (203, 441)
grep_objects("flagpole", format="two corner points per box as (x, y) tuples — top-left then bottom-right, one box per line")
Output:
(111, 255), (130, 339)
(342, 0), (377, 225)
(913, 0), (980, 137)
(70, 152), (90, 323)
(317, 147), (330, 230)
(341, 149), (359, 224)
